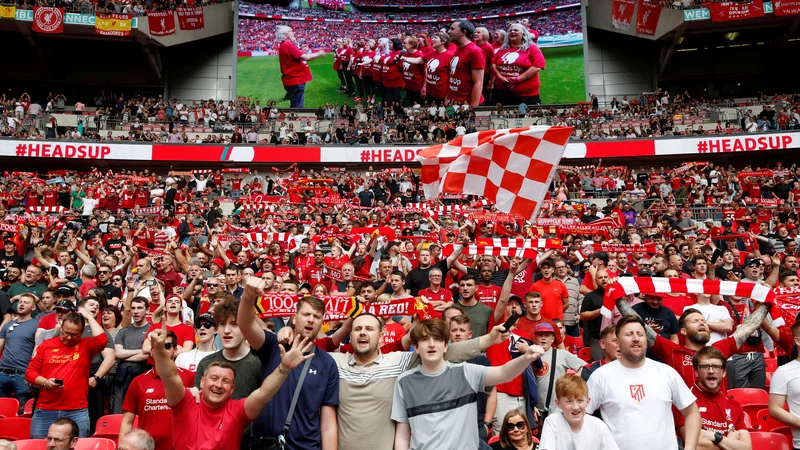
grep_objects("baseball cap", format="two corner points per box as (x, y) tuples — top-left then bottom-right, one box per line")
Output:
(722, 219), (733, 227)
(538, 258), (554, 268)
(195, 312), (216, 328)
(743, 258), (763, 268)
(533, 322), (555, 334)
(211, 258), (225, 269)
(299, 282), (313, 291)
(3, 239), (15, 246)
(55, 286), (75, 297)
(54, 300), (77, 311)
(508, 295), (523, 304)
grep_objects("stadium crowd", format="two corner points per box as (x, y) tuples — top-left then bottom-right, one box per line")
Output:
(9, 0), (230, 15)
(0, 152), (799, 449)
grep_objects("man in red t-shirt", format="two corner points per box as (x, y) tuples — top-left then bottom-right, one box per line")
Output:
(516, 292), (564, 350)
(674, 347), (750, 448)
(475, 265), (502, 310)
(276, 25), (326, 108)
(26, 308), (108, 438)
(616, 298), (769, 389)
(149, 320), (314, 450)
(446, 20), (485, 106)
(531, 259), (568, 321)
(120, 330), (195, 450)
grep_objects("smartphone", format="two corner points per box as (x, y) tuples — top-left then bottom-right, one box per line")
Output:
(145, 279), (156, 287)
(49, 266), (59, 277)
(203, 270), (214, 278)
(53, 379), (63, 386)
(501, 312), (520, 332)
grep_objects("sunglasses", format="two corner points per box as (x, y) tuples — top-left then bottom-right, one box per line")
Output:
(505, 421), (527, 431)
(196, 322), (214, 330)
(99, 270), (111, 274)
(207, 283), (219, 287)
(164, 343), (175, 350)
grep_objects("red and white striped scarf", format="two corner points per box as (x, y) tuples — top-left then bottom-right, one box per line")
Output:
(475, 238), (563, 249)
(602, 277), (775, 318)
(441, 244), (538, 259)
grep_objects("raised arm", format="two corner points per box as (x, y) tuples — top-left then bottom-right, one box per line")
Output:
(237, 277), (268, 351)
(731, 303), (770, 348)
(615, 297), (658, 348)
(485, 343), (544, 386)
(494, 260), (519, 324)
(150, 321), (186, 407)
(244, 335), (314, 420)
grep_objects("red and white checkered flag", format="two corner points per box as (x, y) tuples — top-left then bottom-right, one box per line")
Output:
(418, 126), (572, 222)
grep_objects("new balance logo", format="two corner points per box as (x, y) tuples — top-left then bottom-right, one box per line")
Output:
(309, 369), (317, 375)
(146, 388), (154, 393)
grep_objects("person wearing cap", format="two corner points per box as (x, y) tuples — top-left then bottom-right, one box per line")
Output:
(119, 328), (195, 450)
(553, 259), (582, 337)
(0, 238), (23, 271)
(531, 259), (568, 322)
(0, 293), (37, 414)
(112, 296), (151, 414)
(534, 321), (585, 415)
(175, 313), (218, 373)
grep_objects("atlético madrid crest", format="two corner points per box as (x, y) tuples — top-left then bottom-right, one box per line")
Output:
(629, 384), (646, 402)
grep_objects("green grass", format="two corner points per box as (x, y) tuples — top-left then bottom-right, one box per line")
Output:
(236, 44), (585, 108)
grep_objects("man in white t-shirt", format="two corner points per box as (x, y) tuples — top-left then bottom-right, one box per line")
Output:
(174, 313), (217, 373)
(587, 316), (701, 450)
(684, 293), (733, 345)
(769, 320), (800, 449)
(82, 196), (99, 216)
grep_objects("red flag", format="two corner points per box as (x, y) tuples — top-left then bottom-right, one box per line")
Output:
(612, 0), (637, 30)
(774, 0), (800, 16)
(176, 6), (204, 30)
(147, 11), (175, 36)
(418, 126), (572, 222)
(636, 0), (662, 36)
(32, 7), (64, 34)
(709, 0), (765, 21)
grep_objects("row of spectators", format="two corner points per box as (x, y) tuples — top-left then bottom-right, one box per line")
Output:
(0, 158), (799, 449)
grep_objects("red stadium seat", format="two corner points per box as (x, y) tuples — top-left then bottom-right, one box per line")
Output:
(75, 438), (116, 450)
(750, 431), (791, 450)
(487, 435), (499, 444)
(728, 388), (769, 418)
(20, 399), (34, 419)
(93, 414), (125, 439)
(0, 417), (31, 440)
(10, 440), (46, 450)
(765, 358), (778, 374)
(742, 411), (756, 431)
(755, 408), (793, 441)
(578, 347), (592, 363)
(0, 398), (19, 418)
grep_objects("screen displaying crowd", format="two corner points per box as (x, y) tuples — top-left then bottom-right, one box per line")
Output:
(0, 154), (800, 450)
(235, 0), (585, 109)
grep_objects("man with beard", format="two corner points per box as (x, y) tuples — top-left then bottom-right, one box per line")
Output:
(615, 298), (770, 389)
(238, 278), (339, 450)
(302, 249), (329, 291)
(587, 316), (701, 450)
(674, 347), (752, 450)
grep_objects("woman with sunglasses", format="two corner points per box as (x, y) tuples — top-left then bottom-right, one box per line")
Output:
(492, 409), (535, 450)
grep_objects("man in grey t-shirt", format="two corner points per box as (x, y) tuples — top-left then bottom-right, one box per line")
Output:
(533, 322), (585, 413)
(111, 297), (151, 413)
(0, 294), (39, 413)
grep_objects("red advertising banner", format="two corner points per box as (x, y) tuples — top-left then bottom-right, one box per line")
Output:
(32, 7), (64, 34)
(147, 11), (176, 36)
(176, 6), (204, 30)
(709, 0), (765, 21)
(774, 0), (800, 15)
(612, 0), (637, 30)
(636, 0), (662, 36)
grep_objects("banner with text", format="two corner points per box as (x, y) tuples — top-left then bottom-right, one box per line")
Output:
(612, 0), (637, 30)
(32, 7), (64, 33)
(147, 11), (175, 36)
(636, 0), (662, 35)
(0, 6), (16, 18)
(176, 6), (204, 30)
(709, 0), (765, 21)
(95, 13), (132, 36)
(774, 0), (800, 15)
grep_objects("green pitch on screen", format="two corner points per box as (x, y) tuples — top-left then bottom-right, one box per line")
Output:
(236, 45), (584, 108)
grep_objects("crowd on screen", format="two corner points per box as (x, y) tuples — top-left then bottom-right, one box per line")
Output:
(1, 157), (800, 449)
(238, 0), (574, 21)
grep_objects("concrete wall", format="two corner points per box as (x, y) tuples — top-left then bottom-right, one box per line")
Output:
(585, 28), (659, 105)
(163, 32), (236, 101)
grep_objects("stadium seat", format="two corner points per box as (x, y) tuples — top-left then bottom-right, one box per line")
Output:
(728, 388), (769, 418)
(11, 440), (46, 450)
(749, 431), (791, 450)
(578, 347), (592, 363)
(765, 358), (778, 374)
(93, 414), (125, 438)
(755, 408), (792, 441)
(0, 398), (19, 418)
(0, 417), (32, 440)
(487, 435), (499, 444)
(742, 411), (756, 431)
(75, 438), (116, 450)
(20, 399), (34, 418)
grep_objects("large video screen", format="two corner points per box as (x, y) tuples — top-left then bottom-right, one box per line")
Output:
(236, 0), (585, 108)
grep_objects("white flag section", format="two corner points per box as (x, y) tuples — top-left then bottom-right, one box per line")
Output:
(418, 126), (573, 222)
